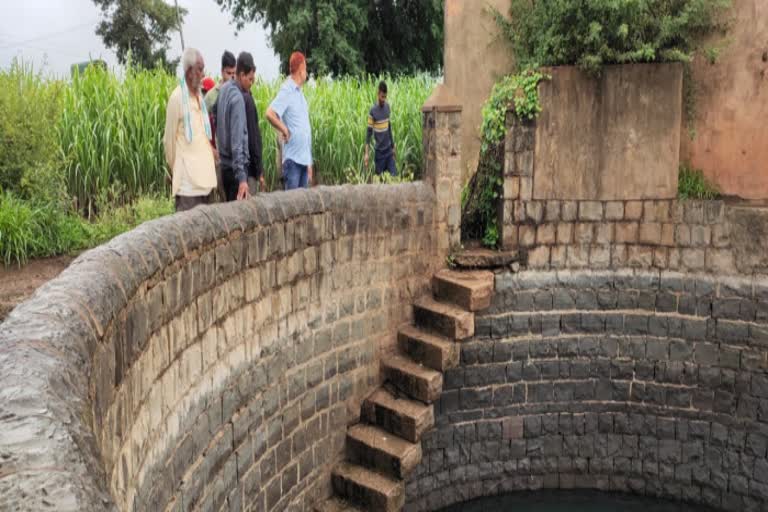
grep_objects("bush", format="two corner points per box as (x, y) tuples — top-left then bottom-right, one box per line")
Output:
(494, 0), (730, 73)
(0, 193), (88, 266)
(678, 164), (719, 199)
(58, 65), (176, 216)
(0, 61), (65, 203)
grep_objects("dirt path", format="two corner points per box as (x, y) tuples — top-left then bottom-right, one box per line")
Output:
(0, 256), (74, 322)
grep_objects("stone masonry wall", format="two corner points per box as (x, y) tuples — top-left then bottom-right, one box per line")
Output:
(499, 116), (768, 275)
(0, 184), (442, 512)
(406, 269), (768, 512)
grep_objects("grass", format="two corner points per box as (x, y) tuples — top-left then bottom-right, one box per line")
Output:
(0, 192), (173, 266)
(0, 62), (435, 266)
(678, 164), (720, 200)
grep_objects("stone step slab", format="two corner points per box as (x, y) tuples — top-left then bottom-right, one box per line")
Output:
(331, 462), (405, 512)
(413, 296), (474, 340)
(314, 497), (365, 512)
(381, 354), (443, 404)
(398, 324), (459, 372)
(361, 388), (434, 443)
(346, 424), (421, 480)
(433, 269), (495, 311)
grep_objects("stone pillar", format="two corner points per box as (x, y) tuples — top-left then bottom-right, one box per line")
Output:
(422, 85), (463, 253)
(499, 111), (536, 250)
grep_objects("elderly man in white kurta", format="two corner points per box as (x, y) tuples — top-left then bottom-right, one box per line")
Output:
(163, 47), (218, 212)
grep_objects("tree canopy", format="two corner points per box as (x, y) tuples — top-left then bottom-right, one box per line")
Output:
(93, 0), (186, 71)
(215, 0), (444, 76)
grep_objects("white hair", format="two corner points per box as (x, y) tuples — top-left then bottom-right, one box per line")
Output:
(182, 47), (202, 73)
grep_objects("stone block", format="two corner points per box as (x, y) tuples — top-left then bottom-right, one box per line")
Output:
(575, 223), (594, 244)
(681, 249), (706, 270)
(545, 201), (561, 222)
(624, 201), (643, 220)
(536, 224), (556, 245)
(595, 224), (613, 244)
(579, 202), (603, 221)
(561, 201), (578, 222)
(527, 246), (551, 269)
(691, 225), (711, 247)
(519, 225), (536, 248)
(556, 224), (573, 244)
(639, 223), (662, 244)
(504, 177), (521, 200)
(615, 223), (639, 244)
(605, 202), (624, 221)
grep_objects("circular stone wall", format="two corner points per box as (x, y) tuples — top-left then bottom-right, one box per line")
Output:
(0, 184), (441, 512)
(406, 270), (768, 512)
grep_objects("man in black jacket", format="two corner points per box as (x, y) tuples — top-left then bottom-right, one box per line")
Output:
(238, 52), (265, 193)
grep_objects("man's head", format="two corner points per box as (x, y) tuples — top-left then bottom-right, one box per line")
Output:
(182, 48), (205, 91)
(289, 52), (307, 86)
(236, 52), (256, 92)
(378, 81), (388, 108)
(221, 50), (236, 82)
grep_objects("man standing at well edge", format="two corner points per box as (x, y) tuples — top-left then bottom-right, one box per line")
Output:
(266, 52), (313, 189)
(163, 47), (217, 212)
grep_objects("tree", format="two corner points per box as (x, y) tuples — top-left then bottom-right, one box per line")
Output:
(215, 0), (443, 76)
(93, 0), (186, 71)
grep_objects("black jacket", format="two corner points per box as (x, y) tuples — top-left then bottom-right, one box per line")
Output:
(241, 89), (264, 179)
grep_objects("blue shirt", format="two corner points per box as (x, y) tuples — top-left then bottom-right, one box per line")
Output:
(270, 78), (313, 166)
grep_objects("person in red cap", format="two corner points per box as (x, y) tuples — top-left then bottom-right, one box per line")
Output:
(201, 77), (216, 96)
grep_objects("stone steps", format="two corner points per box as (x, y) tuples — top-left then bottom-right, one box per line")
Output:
(432, 269), (495, 312)
(346, 424), (422, 479)
(398, 324), (459, 372)
(413, 296), (474, 340)
(381, 354), (443, 404)
(315, 263), (496, 512)
(331, 462), (405, 512)
(361, 387), (433, 443)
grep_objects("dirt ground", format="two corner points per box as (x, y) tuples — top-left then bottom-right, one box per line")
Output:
(0, 256), (74, 322)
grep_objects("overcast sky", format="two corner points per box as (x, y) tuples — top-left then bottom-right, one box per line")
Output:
(0, 0), (281, 80)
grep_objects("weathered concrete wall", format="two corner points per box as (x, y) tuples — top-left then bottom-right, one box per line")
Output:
(444, 0), (514, 183)
(534, 65), (683, 201)
(406, 269), (768, 512)
(0, 185), (444, 512)
(500, 113), (768, 273)
(681, 0), (768, 200)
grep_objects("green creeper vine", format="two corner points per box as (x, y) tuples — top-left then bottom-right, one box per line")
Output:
(461, 69), (547, 248)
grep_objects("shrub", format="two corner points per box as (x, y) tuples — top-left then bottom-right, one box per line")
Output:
(0, 61), (65, 203)
(678, 164), (719, 199)
(494, 0), (731, 73)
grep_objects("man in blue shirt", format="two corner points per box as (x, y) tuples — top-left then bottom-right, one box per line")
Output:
(364, 81), (397, 176)
(266, 51), (313, 190)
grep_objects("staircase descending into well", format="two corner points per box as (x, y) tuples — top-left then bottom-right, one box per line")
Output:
(314, 268), (495, 512)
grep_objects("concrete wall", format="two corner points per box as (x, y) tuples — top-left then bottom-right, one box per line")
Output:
(406, 269), (768, 512)
(444, 0), (514, 183)
(682, 0), (768, 200)
(534, 65), (683, 201)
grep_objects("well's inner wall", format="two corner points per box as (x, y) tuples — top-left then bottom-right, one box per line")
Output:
(405, 270), (768, 512)
(90, 184), (440, 511)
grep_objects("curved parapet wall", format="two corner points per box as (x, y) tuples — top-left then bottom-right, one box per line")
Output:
(0, 184), (441, 511)
(406, 270), (768, 512)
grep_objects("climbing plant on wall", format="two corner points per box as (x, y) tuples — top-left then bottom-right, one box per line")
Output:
(492, 0), (731, 74)
(461, 70), (547, 247)
(462, 0), (731, 248)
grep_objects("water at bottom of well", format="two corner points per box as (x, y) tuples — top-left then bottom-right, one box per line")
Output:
(436, 490), (718, 512)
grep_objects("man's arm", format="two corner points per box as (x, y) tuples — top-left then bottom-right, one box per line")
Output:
(228, 94), (250, 199)
(253, 108), (265, 182)
(267, 87), (291, 142)
(265, 106), (290, 142)
(364, 113), (373, 166)
(163, 91), (179, 172)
